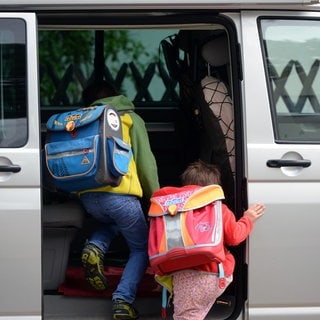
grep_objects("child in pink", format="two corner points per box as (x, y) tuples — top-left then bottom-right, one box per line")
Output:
(171, 160), (265, 320)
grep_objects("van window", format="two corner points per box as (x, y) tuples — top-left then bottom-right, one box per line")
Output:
(39, 29), (176, 107)
(261, 19), (320, 143)
(0, 18), (27, 148)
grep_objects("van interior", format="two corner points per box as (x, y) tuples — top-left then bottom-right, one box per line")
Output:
(39, 12), (244, 320)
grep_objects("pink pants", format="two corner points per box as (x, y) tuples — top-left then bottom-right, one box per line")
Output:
(172, 270), (232, 320)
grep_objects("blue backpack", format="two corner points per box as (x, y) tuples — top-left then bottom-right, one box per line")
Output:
(44, 104), (132, 192)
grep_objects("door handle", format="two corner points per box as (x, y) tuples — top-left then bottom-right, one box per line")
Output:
(0, 164), (21, 173)
(267, 159), (311, 168)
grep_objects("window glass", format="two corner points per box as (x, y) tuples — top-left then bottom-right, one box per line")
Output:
(261, 19), (320, 143)
(0, 19), (27, 148)
(39, 29), (177, 107)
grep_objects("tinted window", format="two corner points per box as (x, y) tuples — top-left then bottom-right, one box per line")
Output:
(39, 29), (176, 107)
(0, 18), (27, 148)
(261, 19), (320, 143)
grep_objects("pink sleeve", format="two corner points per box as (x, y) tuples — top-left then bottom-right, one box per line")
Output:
(223, 204), (254, 246)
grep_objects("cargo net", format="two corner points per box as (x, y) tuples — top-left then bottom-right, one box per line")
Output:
(201, 75), (235, 176)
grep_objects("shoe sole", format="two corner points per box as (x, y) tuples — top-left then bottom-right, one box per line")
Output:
(113, 315), (139, 320)
(81, 248), (108, 291)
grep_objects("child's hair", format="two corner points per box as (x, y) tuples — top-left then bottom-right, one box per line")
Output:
(82, 80), (119, 106)
(180, 159), (221, 186)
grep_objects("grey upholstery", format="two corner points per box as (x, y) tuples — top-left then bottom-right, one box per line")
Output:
(43, 200), (85, 290)
(201, 35), (229, 67)
(43, 200), (85, 228)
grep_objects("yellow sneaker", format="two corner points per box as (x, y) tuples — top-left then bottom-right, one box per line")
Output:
(81, 243), (108, 290)
(112, 298), (139, 319)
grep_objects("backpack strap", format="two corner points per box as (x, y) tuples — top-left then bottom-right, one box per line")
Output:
(161, 287), (167, 319)
(218, 262), (226, 289)
(155, 274), (173, 320)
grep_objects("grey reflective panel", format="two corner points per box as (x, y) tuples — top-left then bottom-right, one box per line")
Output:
(164, 214), (184, 250)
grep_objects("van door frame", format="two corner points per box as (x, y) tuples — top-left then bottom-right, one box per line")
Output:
(37, 10), (246, 319)
(242, 10), (320, 319)
(0, 12), (42, 319)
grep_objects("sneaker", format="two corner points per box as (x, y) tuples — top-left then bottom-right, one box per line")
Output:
(112, 298), (139, 320)
(81, 243), (108, 290)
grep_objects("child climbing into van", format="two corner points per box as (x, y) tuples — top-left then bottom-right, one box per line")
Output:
(79, 80), (159, 320)
(157, 160), (265, 320)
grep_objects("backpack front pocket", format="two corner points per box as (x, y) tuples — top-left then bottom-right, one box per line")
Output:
(45, 135), (100, 180)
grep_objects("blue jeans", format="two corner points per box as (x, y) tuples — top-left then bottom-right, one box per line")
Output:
(80, 192), (149, 304)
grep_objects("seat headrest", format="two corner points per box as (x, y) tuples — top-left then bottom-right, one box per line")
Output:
(201, 35), (229, 67)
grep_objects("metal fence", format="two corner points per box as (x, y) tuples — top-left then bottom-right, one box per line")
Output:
(40, 60), (179, 107)
(41, 58), (320, 114)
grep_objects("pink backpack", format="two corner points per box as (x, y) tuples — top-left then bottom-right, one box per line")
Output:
(148, 184), (226, 287)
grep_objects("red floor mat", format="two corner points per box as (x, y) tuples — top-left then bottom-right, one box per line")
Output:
(58, 266), (161, 297)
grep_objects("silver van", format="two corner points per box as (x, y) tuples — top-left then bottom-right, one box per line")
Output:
(1, 1), (320, 319)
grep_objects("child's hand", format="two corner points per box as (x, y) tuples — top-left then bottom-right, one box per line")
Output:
(244, 203), (265, 223)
